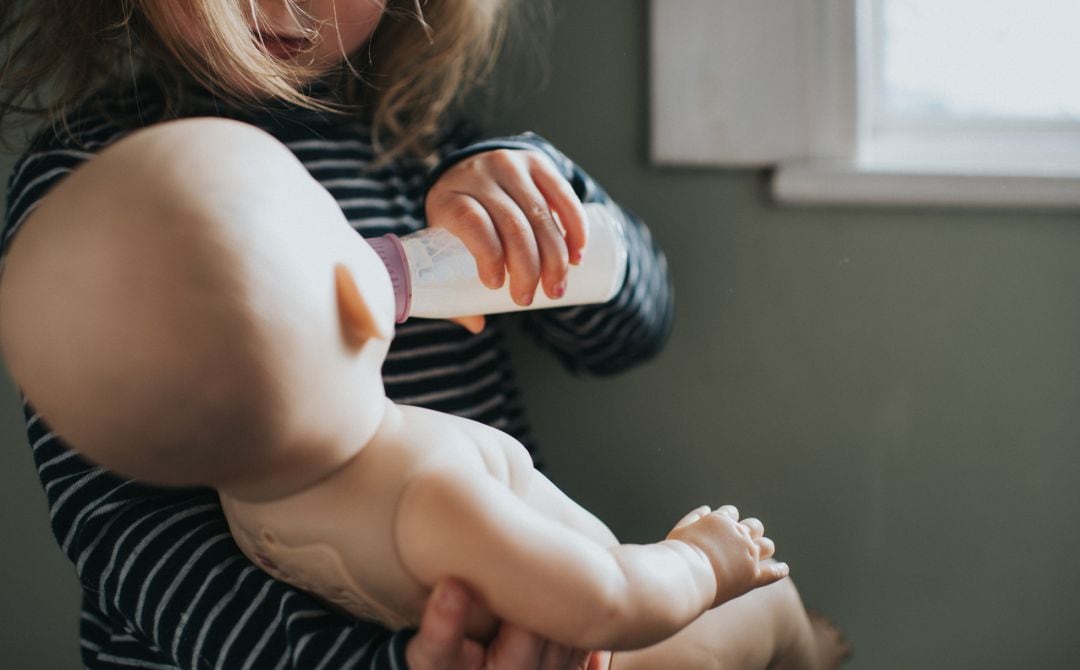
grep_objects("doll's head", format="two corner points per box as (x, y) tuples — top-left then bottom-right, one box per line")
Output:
(0, 118), (395, 501)
(0, 0), (509, 161)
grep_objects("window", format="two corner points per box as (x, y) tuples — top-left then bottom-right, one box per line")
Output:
(651, 0), (1080, 208)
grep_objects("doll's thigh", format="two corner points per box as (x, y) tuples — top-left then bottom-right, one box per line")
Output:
(610, 577), (805, 670)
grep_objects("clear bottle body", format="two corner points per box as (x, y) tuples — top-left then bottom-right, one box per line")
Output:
(368, 202), (628, 322)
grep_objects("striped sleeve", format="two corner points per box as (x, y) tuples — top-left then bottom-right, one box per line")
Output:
(429, 132), (675, 375)
(4, 128), (416, 669)
(3, 144), (94, 263)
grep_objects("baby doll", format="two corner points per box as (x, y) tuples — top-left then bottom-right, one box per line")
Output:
(0, 117), (787, 656)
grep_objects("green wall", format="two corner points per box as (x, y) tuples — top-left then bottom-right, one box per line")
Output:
(2, 1), (1079, 667)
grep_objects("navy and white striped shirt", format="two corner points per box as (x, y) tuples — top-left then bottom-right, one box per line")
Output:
(2, 79), (673, 669)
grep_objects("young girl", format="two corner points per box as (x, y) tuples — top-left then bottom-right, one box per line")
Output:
(0, 1), (848, 669)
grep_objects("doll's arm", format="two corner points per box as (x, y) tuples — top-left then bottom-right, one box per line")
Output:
(523, 469), (619, 547)
(397, 466), (729, 651)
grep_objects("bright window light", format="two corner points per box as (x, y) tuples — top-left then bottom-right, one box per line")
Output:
(874, 0), (1080, 127)
(652, 0), (1080, 205)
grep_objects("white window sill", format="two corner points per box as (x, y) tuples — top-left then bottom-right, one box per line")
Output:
(775, 129), (1080, 208)
(774, 133), (1080, 209)
(773, 161), (1080, 209)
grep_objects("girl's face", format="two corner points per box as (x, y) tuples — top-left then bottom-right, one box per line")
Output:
(251, 0), (387, 65)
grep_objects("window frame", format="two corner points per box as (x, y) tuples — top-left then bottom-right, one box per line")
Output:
(650, 0), (1080, 209)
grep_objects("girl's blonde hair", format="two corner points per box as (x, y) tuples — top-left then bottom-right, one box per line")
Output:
(0, 0), (512, 162)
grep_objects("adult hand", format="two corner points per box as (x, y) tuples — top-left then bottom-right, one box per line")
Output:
(406, 579), (595, 670)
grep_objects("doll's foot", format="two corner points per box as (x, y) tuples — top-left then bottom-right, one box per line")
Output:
(773, 610), (851, 670)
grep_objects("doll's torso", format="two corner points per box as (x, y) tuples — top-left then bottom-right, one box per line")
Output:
(219, 401), (536, 635)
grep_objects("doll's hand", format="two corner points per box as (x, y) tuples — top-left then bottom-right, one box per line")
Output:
(407, 579), (594, 670)
(666, 505), (790, 608)
(426, 149), (588, 310)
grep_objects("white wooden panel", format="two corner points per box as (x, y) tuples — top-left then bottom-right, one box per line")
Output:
(774, 160), (1080, 209)
(650, 0), (813, 166)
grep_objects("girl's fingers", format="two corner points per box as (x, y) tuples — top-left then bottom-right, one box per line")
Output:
(449, 314), (486, 334)
(496, 174), (569, 300)
(481, 192), (542, 306)
(530, 156), (587, 265)
(435, 194), (505, 289)
(428, 150), (588, 304)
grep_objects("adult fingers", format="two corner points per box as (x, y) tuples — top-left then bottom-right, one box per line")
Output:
(487, 622), (544, 669)
(406, 580), (483, 670)
(539, 640), (592, 670)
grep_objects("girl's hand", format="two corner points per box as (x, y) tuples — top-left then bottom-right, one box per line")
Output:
(425, 150), (588, 310)
(407, 579), (594, 670)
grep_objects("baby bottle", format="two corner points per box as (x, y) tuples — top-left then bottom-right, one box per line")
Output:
(366, 202), (628, 322)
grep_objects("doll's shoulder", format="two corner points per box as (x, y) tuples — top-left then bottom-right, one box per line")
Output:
(395, 403), (535, 492)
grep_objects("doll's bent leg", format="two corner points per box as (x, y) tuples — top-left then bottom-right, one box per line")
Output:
(609, 575), (849, 670)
